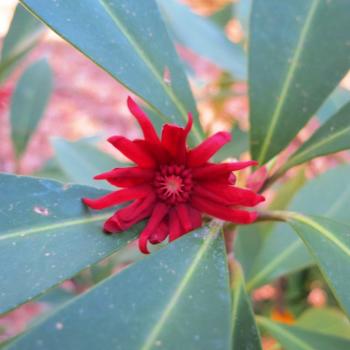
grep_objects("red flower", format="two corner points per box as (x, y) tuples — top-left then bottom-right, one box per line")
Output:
(83, 97), (264, 254)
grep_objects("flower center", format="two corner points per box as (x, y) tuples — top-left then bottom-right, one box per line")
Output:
(154, 164), (193, 205)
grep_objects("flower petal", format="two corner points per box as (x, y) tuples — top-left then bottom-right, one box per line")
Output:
(197, 183), (265, 207)
(191, 196), (257, 224)
(94, 167), (155, 187)
(149, 221), (168, 244)
(83, 184), (152, 210)
(187, 131), (231, 167)
(108, 136), (156, 168)
(192, 161), (258, 180)
(168, 208), (183, 242)
(103, 194), (156, 233)
(161, 113), (192, 162)
(176, 203), (193, 232)
(138, 203), (169, 254)
(127, 96), (160, 144)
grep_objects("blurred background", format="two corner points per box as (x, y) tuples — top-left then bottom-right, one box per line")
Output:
(1, 0), (350, 348)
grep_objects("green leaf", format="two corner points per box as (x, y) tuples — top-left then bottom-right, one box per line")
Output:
(250, 0), (350, 164)
(5, 225), (231, 350)
(213, 126), (248, 162)
(10, 59), (52, 158)
(0, 4), (44, 83)
(282, 102), (350, 171)
(52, 138), (122, 189)
(246, 165), (350, 290)
(297, 308), (350, 339)
(20, 0), (203, 143)
(257, 317), (350, 350)
(231, 264), (262, 350)
(209, 3), (233, 29)
(317, 87), (350, 124)
(158, 0), (246, 80)
(287, 214), (350, 318)
(0, 174), (138, 314)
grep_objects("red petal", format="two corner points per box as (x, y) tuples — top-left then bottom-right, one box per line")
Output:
(82, 185), (152, 210)
(168, 208), (183, 242)
(197, 183), (265, 207)
(176, 203), (193, 232)
(127, 96), (160, 144)
(187, 131), (231, 167)
(95, 167), (154, 187)
(189, 206), (202, 230)
(103, 194), (156, 233)
(149, 221), (168, 244)
(138, 203), (169, 254)
(192, 161), (258, 180)
(191, 196), (257, 224)
(108, 136), (156, 168)
(161, 113), (192, 162)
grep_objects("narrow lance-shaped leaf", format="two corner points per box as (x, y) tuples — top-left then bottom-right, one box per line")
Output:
(231, 264), (262, 350)
(296, 308), (350, 339)
(245, 165), (350, 290)
(0, 174), (138, 314)
(52, 138), (124, 189)
(250, 0), (350, 164)
(158, 0), (246, 80)
(4, 224), (232, 350)
(0, 4), (44, 83)
(20, 0), (203, 144)
(286, 213), (350, 318)
(317, 86), (350, 123)
(10, 59), (52, 158)
(281, 102), (350, 172)
(257, 316), (350, 350)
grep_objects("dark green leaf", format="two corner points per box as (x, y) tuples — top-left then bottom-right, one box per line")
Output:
(158, 0), (246, 80)
(5, 224), (231, 350)
(287, 214), (350, 318)
(257, 317), (350, 350)
(297, 308), (350, 339)
(250, 0), (350, 164)
(20, 0), (203, 143)
(10, 59), (52, 158)
(52, 138), (122, 189)
(283, 102), (350, 171)
(246, 165), (350, 290)
(231, 264), (262, 350)
(0, 174), (138, 314)
(0, 4), (44, 83)
(209, 3), (233, 29)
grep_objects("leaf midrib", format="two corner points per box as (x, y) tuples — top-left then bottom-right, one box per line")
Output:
(140, 225), (220, 350)
(98, 0), (202, 143)
(257, 0), (319, 164)
(288, 124), (350, 166)
(0, 213), (110, 241)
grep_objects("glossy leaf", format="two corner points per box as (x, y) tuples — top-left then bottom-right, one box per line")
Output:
(158, 0), (246, 80)
(231, 264), (262, 350)
(20, 0), (203, 143)
(10, 59), (52, 158)
(246, 165), (350, 290)
(287, 214), (350, 318)
(0, 174), (138, 314)
(317, 87), (350, 124)
(5, 225), (231, 350)
(297, 308), (350, 339)
(52, 138), (123, 189)
(250, 0), (350, 164)
(283, 102), (350, 171)
(0, 4), (44, 83)
(257, 317), (350, 350)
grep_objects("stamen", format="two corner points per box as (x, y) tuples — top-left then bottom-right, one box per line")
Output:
(154, 164), (193, 205)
